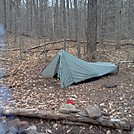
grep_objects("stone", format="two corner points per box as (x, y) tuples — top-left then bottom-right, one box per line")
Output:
(26, 125), (37, 133)
(59, 104), (78, 114)
(85, 105), (101, 119)
(103, 83), (118, 88)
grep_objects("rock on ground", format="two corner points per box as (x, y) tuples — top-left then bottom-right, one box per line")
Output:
(85, 105), (102, 119)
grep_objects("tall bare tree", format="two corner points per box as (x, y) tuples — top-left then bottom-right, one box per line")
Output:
(87, 0), (97, 61)
(63, 0), (67, 49)
(74, 0), (80, 58)
(43, 0), (48, 62)
(115, 0), (121, 49)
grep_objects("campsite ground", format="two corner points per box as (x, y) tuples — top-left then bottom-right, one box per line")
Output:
(1, 35), (134, 133)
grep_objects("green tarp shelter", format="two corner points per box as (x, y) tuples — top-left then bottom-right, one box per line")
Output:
(39, 50), (118, 88)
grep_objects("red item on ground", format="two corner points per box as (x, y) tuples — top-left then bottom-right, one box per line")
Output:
(66, 99), (74, 105)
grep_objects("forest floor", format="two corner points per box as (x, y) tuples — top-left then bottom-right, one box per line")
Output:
(1, 35), (134, 134)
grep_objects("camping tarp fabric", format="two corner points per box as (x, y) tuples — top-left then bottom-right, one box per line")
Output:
(39, 50), (118, 88)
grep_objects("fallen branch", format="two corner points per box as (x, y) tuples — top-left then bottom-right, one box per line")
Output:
(4, 109), (134, 131)
(40, 44), (76, 54)
(4, 39), (99, 52)
(27, 39), (86, 51)
(3, 39), (75, 52)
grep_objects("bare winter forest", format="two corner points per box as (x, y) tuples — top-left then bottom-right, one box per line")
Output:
(0, 0), (134, 134)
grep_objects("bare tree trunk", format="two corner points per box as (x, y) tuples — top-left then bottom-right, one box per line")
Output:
(83, 0), (87, 55)
(74, 0), (80, 58)
(17, 0), (24, 59)
(127, 0), (132, 40)
(50, 0), (55, 42)
(3, 0), (7, 30)
(60, 0), (63, 38)
(66, 0), (71, 39)
(14, 1), (17, 43)
(63, 0), (67, 50)
(9, 1), (12, 32)
(87, 0), (97, 61)
(98, 0), (105, 48)
(43, 0), (48, 62)
(115, 1), (121, 49)
(39, 0), (44, 37)
(26, 0), (29, 35)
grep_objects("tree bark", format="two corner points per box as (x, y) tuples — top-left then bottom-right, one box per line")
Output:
(87, 0), (97, 61)
(115, 0), (121, 49)
(63, 0), (67, 50)
(3, 0), (7, 30)
(74, 0), (80, 58)
(43, 0), (48, 62)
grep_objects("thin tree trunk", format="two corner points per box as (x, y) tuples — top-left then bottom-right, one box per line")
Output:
(43, 0), (48, 62)
(9, 1), (12, 32)
(83, 0), (87, 55)
(3, 0), (7, 30)
(98, 0), (105, 48)
(74, 0), (80, 58)
(18, 0), (23, 59)
(115, 1), (121, 49)
(14, 1), (17, 43)
(26, 0), (29, 35)
(60, 0), (63, 38)
(128, 0), (132, 40)
(63, 0), (67, 50)
(50, 0), (55, 42)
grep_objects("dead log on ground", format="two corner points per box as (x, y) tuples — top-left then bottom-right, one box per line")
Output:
(4, 109), (134, 131)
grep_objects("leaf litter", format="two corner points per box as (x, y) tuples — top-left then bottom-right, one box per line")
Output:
(2, 37), (134, 133)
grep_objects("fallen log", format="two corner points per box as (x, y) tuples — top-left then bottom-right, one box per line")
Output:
(4, 109), (134, 131)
